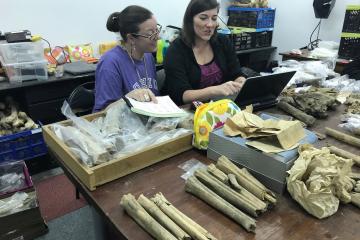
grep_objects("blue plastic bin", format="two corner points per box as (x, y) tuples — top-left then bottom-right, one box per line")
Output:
(228, 7), (276, 29)
(0, 128), (47, 163)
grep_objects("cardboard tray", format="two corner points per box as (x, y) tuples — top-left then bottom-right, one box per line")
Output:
(42, 112), (193, 191)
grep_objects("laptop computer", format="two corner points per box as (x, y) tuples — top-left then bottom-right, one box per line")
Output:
(63, 61), (97, 75)
(233, 71), (296, 110)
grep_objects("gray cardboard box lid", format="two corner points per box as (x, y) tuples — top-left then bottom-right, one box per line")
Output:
(207, 148), (286, 193)
(207, 126), (317, 183)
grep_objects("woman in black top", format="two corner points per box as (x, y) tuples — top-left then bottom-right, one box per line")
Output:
(163, 0), (246, 105)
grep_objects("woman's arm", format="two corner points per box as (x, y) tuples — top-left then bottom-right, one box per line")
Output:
(182, 81), (243, 104)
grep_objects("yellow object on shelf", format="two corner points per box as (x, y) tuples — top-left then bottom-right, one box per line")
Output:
(31, 35), (42, 42)
(99, 41), (118, 55)
(156, 40), (165, 64)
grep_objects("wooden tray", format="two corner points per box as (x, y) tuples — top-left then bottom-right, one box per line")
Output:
(42, 112), (192, 190)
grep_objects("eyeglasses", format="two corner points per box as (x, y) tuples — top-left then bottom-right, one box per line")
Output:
(131, 24), (162, 41)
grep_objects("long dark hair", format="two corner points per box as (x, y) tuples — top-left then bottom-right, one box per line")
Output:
(106, 5), (153, 41)
(181, 0), (219, 47)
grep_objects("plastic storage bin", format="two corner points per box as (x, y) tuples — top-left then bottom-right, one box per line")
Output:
(0, 41), (45, 64)
(0, 127), (47, 163)
(3, 60), (48, 83)
(231, 30), (273, 50)
(228, 7), (276, 29)
(338, 33), (360, 60)
(342, 6), (360, 34)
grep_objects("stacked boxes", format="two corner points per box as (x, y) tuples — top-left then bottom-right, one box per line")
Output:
(0, 161), (48, 239)
(339, 5), (360, 59)
(0, 41), (48, 83)
(227, 7), (275, 50)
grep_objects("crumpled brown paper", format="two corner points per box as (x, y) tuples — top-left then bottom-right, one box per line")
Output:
(223, 107), (305, 152)
(287, 144), (354, 219)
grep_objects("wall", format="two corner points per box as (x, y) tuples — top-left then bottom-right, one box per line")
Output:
(0, 0), (191, 55)
(269, 0), (360, 58)
(1, 0), (359, 58)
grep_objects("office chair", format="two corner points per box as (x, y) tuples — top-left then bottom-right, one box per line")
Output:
(156, 68), (166, 91)
(67, 81), (95, 116)
(67, 81), (95, 199)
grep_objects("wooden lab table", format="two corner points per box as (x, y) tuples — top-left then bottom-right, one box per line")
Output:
(50, 105), (360, 240)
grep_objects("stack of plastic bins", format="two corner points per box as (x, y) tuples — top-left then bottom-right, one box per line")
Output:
(339, 5), (360, 60)
(227, 7), (275, 50)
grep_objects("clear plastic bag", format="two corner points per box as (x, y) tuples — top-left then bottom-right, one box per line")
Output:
(52, 124), (111, 166)
(114, 128), (190, 157)
(303, 61), (330, 79)
(275, 60), (338, 86)
(54, 99), (191, 166)
(146, 116), (183, 133)
(321, 74), (360, 93)
(0, 192), (28, 217)
(61, 101), (116, 152)
(0, 161), (26, 195)
(339, 114), (360, 135)
(178, 158), (207, 180)
(321, 74), (354, 90)
(0, 173), (25, 193)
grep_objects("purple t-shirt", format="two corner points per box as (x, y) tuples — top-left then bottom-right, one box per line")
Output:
(93, 46), (158, 112)
(199, 59), (224, 88)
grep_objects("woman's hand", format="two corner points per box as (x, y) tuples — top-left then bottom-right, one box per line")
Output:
(235, 76), (246, 87)
(182, 79), (246, 104)
(125, 88), (157, 103)
(211, 81), (243, 96)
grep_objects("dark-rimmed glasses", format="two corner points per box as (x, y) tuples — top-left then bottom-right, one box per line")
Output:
(131, 24), (162, 41)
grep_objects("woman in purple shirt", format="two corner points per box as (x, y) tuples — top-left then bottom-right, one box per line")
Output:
(94, 6), (161, 111)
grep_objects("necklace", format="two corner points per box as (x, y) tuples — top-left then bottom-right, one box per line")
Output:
(123, 46), (149, 88)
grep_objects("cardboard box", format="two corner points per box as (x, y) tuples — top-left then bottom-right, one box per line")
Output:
(42, 112), (193, 191)
(0, 190), (48, 240)
(207, 148), (287, 193)
(0, 161), (33, 197)
(207, 127), (317, 193)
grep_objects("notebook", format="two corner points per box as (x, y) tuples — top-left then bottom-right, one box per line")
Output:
(124, 95), (187, 118)
(233, 71), (296, 110)
(63, 61), (97, 75)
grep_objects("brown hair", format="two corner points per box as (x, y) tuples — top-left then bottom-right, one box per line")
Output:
(181, 0), (219, 46)
(106, 5), (153, 41)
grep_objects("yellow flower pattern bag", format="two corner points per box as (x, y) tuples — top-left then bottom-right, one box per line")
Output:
(193, 99), (241, 149)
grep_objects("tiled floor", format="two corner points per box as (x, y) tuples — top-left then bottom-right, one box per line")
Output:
(32, 168), (98, 240)
(35, 206), (97, 240)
